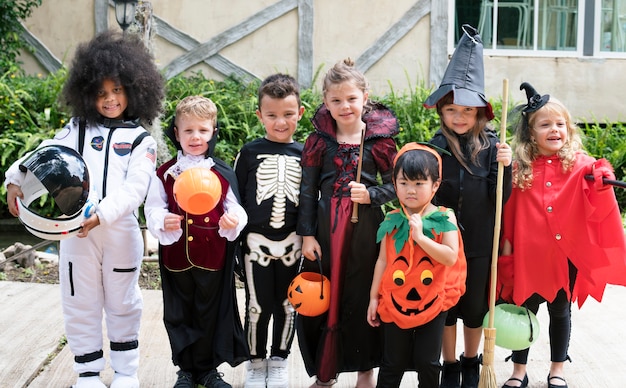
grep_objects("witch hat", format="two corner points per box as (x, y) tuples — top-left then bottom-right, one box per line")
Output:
(424, 24), (494, 120)
(520, 82), (550, 113)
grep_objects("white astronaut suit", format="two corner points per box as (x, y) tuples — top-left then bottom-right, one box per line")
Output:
(4, 117), (157, 384)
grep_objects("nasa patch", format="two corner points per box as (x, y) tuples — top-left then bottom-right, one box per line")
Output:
(91, 136), (104, 151)
(113, 142), (133, 156)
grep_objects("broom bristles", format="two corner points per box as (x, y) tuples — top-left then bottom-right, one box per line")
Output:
(479, 327), (497, 388)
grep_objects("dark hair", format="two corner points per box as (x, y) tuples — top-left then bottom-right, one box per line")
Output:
(257, 73), (301, 108)
(393, 149), (440, 183)
(62, 30), (165, 123)
(435, 91), (491, 170)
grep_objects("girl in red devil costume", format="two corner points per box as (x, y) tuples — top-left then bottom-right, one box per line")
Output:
(498, 83), (626, 388)
(367, 143), (467, 388)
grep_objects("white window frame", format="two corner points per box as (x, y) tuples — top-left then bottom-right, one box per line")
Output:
(451, 0), (626, 58)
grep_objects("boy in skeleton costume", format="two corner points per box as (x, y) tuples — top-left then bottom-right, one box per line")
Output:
(234, 74), (304, 388)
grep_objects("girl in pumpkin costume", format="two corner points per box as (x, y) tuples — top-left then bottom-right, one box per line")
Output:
(367, 143), (467, 388)
(497, 83), (626, 388)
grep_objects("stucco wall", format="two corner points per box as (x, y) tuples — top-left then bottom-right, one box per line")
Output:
(18, 0), (432, 97)
(16, 0), (626, 122)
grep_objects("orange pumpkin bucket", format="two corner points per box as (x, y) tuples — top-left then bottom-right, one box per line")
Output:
(173, 167), (222, 215)
(287, 253), (330, 317)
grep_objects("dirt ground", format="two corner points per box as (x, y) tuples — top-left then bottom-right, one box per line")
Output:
(0, 257), (162, 290)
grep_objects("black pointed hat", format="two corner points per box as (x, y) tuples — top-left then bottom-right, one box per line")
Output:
(520, 82), (550, 113)
(424, 24), (494, 120)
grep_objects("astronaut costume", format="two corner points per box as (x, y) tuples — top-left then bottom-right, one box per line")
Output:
(4, 117), (156, 381)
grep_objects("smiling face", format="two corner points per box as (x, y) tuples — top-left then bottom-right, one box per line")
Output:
(174, 114), (215, 157)
(529, 109), (569, 156)
(323, 81), (368, 131)
(96, 78), (128, 120)
(440, 103), (478, 135)
(256, 94), (304, 143)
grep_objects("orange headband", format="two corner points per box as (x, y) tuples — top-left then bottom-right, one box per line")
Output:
(393, 142), (443, 179)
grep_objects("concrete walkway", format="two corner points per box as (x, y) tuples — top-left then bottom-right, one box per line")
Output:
(1, 281), (625, 387)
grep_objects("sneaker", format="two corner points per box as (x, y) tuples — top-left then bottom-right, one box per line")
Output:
(110, 372), (139, 388)
(173, 370), (194, 388)
(197, 369), (232, 388)
(266, 356), (288, 388)
(244, 358), (267, 388)
(72, 374), (106, 388)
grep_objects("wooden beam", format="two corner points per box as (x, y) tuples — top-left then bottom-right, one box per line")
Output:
(297, 0), (314, 89)
(19, 24), (62, 73)
(357, 0), (430, 72)
(154, 16), (258, 82)
(163, 0), (297, 79)
(428, 0), (448, 89)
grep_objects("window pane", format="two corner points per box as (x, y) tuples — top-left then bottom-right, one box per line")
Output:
(601, 0), (626, 52)
(540, 0), (578, 50)
(456, 0), (534, 49)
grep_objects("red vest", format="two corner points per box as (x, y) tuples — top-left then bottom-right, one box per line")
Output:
(158, 160), (230, 271)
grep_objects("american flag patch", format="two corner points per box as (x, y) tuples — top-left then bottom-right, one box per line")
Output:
(146, 147), (156, 163)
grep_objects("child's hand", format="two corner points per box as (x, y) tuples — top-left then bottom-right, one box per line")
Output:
(163, 213), (183, 231)
(592, 161), (615, 192)
(77, 213), (100, 238)
(6, 184), (23, 217)
(367, 298), (380, 327)
(496, 142), (512, 167)
(348, 181), (371, 204)
(409, 214), (424, 243)
(218, 212), (239, 230)
(302, 236), (322, 261)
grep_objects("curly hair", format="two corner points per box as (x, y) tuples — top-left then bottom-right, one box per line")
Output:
(61, 30), (164, 123)
(512, 97), (584, 190)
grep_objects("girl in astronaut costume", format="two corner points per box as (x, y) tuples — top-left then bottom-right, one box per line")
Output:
(4, 31), (164, 388)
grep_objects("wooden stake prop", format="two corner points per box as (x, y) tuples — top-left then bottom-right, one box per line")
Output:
(351, 127), (366, 223)
(479, 79), (508, 388)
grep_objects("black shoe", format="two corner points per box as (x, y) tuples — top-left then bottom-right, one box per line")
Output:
(547, 374), (568, 388)
(502, 374), (528, 388)
(197, 369), (232, 388)
(173, 370), (194, 388)
(460, 353), (480, 388)
(440, 360), (461, 388)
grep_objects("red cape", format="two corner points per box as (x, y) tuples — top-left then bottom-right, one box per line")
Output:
(500, 153), (626, 307)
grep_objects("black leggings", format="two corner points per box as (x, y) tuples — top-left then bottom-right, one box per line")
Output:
(510, 262), (576, 364)
(377, 312), (447, 388)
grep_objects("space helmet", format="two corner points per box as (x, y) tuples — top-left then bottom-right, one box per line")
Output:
(17, 145), (96, 240)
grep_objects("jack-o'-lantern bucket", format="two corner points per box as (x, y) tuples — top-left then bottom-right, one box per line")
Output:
(287, 253), (330, 317)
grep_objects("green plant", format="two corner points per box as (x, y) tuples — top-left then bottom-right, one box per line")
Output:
(0, 0), (42, 74)
(2, 67), (626, 219)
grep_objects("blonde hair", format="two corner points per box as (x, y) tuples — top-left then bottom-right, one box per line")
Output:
(436, 92), (492, 171)
(175, 95), (217, 124)
(322, 58), (372, 112)
(512, 97), (584, 190)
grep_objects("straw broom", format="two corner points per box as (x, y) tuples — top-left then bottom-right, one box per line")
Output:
(478, 78), (509, 388)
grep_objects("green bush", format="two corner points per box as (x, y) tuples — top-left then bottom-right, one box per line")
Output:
(1, 69), (626, 219)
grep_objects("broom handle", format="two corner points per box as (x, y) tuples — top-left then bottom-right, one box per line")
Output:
(487, 79), (509, 329)
(351, 127), (366, 223)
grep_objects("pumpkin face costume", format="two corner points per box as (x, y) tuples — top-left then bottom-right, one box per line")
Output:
(375, 143), (467, 329)
(376, 208), (466, 329)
